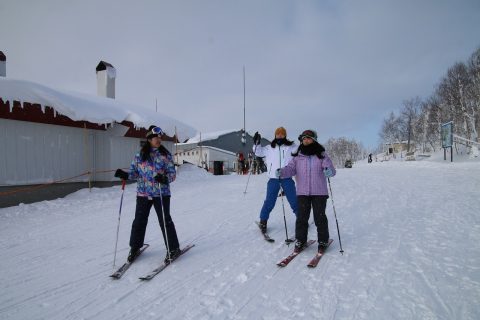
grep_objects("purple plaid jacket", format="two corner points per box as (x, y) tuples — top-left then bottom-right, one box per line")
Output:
(280, 152), (336, 196)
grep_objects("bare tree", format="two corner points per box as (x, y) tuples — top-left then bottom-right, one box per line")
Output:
(324, 137), (365, 167)
(379, 46), (480, 155)
(437, 62), (475, 140)
(400, 97), (421, 152)
(467, 47), (480, 142)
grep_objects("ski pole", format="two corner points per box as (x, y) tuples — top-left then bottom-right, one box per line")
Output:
(243, 143), (259, 195)
(113, 179), (126, 269)
(158, 180), (172, 261)
(278, 147), (293, 244)
(279, 184), (294, 244)
(327, 178), (344, 254)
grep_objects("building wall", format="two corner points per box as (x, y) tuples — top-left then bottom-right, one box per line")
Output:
(0, 119), (92, 185)
(0, 119), (175, 185)
(176, 146), (237, 171)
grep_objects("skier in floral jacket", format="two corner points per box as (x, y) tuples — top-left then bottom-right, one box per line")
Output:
(278, 129), (336, 253)
(115, 126), (181, 263)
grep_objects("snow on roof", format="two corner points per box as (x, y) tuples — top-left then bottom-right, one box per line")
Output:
(184, 129), (238, 144)
(0, 77), (196, 141)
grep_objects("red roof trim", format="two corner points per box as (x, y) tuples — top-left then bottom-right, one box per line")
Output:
(0, 99), (106, 130)
(0, 98), (177, 141)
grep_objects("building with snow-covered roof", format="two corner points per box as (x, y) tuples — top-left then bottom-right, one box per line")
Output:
(177, 146), (237, 174)
(383, 141), (415, 154)
(175, 129), (270, 173)
(0, 63), (195, 187)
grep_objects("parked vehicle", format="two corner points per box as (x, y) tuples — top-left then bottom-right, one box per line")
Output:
(344, 159), (353, 168)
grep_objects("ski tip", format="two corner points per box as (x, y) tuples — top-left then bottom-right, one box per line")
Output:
(110, 272), (124, 279)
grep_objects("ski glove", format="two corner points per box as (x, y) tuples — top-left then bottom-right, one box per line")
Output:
(275, 168), (282, 178)
(253, 132), (261, 145)
(323, 168), (334, 178)
(114, 169), (129, 180)
(154, 174), (169, 185)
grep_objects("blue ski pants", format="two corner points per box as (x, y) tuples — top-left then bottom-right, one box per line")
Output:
(259, 178), (297, 221)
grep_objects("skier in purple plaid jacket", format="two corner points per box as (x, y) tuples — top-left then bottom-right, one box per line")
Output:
(278, 129), (336, 253)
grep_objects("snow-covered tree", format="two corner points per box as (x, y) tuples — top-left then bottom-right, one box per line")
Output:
(379, 46), (480, 156)
(325, 137), (366, 167)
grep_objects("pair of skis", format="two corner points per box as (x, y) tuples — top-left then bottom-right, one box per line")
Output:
(277, 239), (333, 268)
(255, 221), (333, 268)
(110, 244), (194, 280)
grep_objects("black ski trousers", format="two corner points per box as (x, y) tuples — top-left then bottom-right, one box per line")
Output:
(130, 196), (180, 252)
(295, 195), (329, 244)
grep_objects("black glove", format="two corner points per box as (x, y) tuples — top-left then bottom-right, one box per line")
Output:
(155, 174), (169, 185)
(114, 169), (129, 180)
(253, 132), (261, 145)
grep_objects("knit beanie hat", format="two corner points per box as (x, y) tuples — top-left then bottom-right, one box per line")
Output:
(298, 129), (318, 142)
(274, 127), (287, 137)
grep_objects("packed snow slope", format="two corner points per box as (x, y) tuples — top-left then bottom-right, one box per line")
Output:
(1, 157), (479, 320)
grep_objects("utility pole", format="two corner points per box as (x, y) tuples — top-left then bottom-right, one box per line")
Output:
(242, 66), (246, 145)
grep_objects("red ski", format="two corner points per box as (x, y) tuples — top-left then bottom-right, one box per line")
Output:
(307, 239), (333, 268)
(277, 240), (316, 267)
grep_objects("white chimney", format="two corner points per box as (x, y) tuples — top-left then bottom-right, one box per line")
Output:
(0, 51), (6, 77)
(96, 61), (116, 98)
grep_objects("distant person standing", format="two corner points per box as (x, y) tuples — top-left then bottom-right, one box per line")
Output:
(368, 153), (373, 163)
(252, 127), (298, 234)
(114, 126), (181, 263)
(237, 152), (245, 175)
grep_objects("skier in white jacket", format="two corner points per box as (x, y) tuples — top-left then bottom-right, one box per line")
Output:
(252, 127), (298, 234)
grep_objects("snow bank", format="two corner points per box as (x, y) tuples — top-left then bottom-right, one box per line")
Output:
(176, 163), (213, 183)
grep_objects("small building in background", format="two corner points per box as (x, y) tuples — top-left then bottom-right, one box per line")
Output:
(175, 130), (270, 173)
(383, 141), (413, 154)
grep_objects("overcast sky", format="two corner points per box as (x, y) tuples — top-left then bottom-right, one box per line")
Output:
(1, 0), (479, 148)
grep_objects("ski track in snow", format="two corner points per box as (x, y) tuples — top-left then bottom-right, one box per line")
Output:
(1, 161), (480, 320)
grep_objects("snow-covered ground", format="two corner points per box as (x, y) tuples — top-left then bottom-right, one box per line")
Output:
(1, 154), (479, 320)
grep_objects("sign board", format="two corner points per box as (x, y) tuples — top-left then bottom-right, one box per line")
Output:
(441, 121), (453, 148)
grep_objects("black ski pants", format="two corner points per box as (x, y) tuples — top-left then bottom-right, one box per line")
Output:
(130, 196), (180, 252)
(295, 195), (329, 244)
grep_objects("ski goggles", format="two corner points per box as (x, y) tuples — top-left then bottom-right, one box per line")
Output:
(298, 130), (316, 141)
(146, 126), (164, 138)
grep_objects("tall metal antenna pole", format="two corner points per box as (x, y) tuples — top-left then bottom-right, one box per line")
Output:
(242, 66), (246, 145)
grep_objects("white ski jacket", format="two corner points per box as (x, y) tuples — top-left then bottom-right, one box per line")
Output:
(253, 142), (298, 179)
